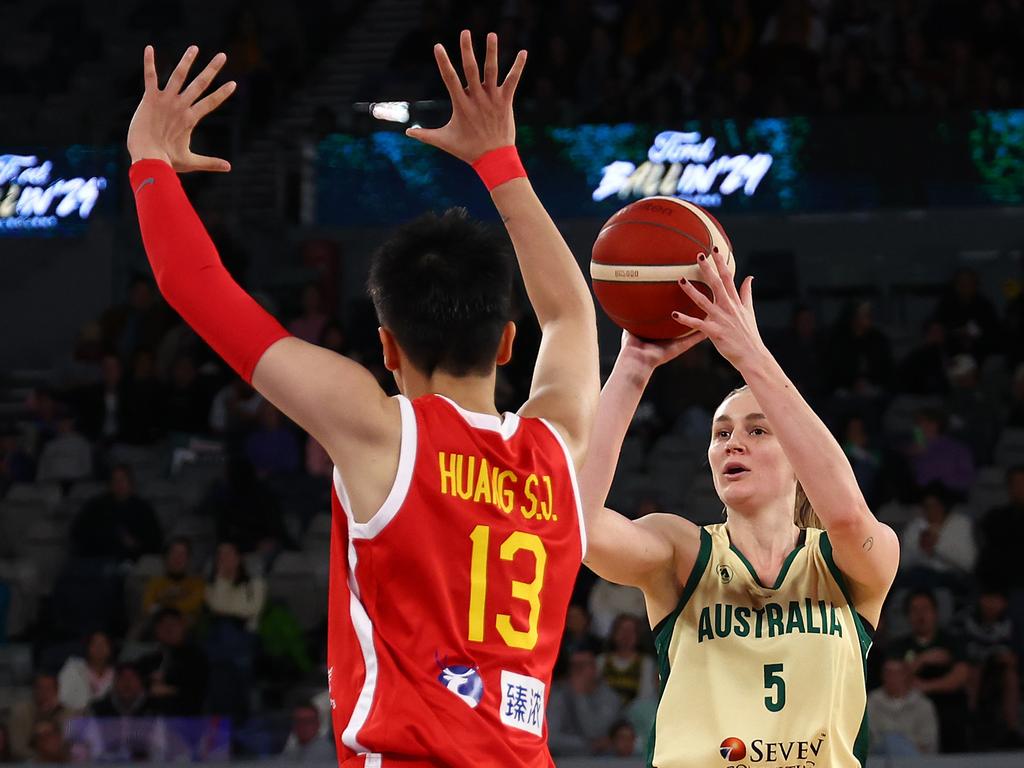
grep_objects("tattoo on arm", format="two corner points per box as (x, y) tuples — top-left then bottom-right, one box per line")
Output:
(862, 537), (874, 551)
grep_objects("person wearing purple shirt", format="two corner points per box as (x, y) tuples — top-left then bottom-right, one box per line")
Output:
(244, 400), (300, 477)
(909, 408), (975, 496)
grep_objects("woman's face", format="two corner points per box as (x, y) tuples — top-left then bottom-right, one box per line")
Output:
(612, 617), (638, 652)
(216, 544), (240, 578)
(708, 389), (796, 512)
(87, 633), (112, 666)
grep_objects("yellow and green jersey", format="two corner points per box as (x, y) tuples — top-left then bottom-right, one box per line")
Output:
(648, 524), (873, 768)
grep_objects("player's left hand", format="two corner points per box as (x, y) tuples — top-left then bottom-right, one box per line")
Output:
(406, 30), (527, 163)
(672, 247), (768, 371)
(127, 45), (236, 172)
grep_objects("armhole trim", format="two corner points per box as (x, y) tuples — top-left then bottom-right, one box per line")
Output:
(538, 418), (587, 559)
(333, 395), (417, 541)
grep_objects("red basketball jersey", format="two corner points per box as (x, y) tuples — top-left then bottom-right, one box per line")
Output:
(327, 394), (585, 768)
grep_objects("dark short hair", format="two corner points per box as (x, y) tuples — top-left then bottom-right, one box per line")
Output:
(368, 208), (514, 376)
(904, 588), (937, 613)
(166, 536), (193, 556)
(153, 607), (183, 624)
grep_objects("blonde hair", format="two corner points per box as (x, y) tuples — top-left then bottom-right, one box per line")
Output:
(719, 386), (822, 529)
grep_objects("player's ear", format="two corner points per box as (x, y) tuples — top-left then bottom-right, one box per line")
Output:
(378, 327), (401, 372)
(495, 321), (516, 366)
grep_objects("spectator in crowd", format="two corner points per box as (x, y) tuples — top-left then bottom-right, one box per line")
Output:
(977, 466), (1024, 589)
(0, 723), (11, 762)
(0, 425), (34, 495)
(561, 604), (603, 661)
(597, 614), (656, 705)
(204, 542), (265, 720)
(28, 719), (68, 764)
(36, 408), (92, 486)
(304, 435), (333, 478)
(1009, 365), (1024, 428)
(139, 609), (208, 716)
(70, 464), (163, 562)
(772, 305), (829, 403)
(204, 454), (290, 555)
(547, 649), (623, 757)
(75, 354), (125, 443)
(890, 590), (970, 753)
(245, 401), (301, 479)
(897, 320), (950, 396)
(280, 703), (335, 762)
(588, 577), (648, 639)
(119, 349), (166, 444)
(8, 673), (73, 760)
(907, 409), (975, 497)
(208, 378), (263, 437)
(57, 631), (115, 712)
(287, 283), (330, 344)
(163, 354), (209, 436)
(99, 275), (172, 362)
(868, 657), (939, 755)
(608, 719), (639, 758)
(899, 484), (977, 587)
(828, 300), (893, 396)
(842, 415), (882, 507)
(142, 538), (205, 627)
(945, 354), (1000, 465)
(960, 588), (1022, 746)
(931, 268), (1000, 359)
(91, 663), (155, 717)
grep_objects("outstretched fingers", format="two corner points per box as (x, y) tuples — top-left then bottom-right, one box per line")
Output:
(190, 80), (236, 122)
(166, 45), (198, 94)
(501, 49), (527, 97)
(143, 45), (158, 92)
(483, 32), (498, 88)
(711, 246), (741, 304)
(459, 29), (482, 92)
(433, 43), (466, 101)
(679, 276), (715, 314)
(181, 52), (228, 105)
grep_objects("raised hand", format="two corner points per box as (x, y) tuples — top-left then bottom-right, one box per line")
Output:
(406, 30), (527, 163)
(127, 45), (236, 173)
(673, 248), (767, 371)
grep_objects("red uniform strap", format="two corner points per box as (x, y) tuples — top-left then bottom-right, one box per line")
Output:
(471, 146), (526, 191)
(129, 159), (290, 383)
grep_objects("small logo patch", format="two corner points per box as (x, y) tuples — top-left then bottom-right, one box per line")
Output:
(500, 671), (545, 736)
(718, 564), (733, 583)
(436, 653), (484, 709)
(135, 177), (156, 195)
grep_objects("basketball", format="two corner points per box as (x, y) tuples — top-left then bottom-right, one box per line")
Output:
(590, 196), (736, 339)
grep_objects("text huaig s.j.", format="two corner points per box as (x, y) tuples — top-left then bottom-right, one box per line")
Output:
(593, 131), (773, 208)
(0, 155), (107, 231)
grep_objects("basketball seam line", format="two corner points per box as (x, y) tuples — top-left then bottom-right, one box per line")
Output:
(596, 218), (712, 253)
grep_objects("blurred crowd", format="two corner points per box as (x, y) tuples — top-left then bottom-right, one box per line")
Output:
(369, 0), (1024, 123)
(0, 253), (1022, 759)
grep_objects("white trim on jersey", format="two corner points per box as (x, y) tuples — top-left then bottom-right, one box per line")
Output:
(331, 394), (418, 757)
(538, 418), (588, 559)
(436, 394), (522, 439)
(334, 395), (418, 541)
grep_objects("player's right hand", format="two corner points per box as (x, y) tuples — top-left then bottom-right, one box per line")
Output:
(406, 30), (526, 163)
(127, 45), (236, 173)
(619, 328), (707, 371)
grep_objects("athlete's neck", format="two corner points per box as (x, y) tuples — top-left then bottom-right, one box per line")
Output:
(724, 504), (801, 581)
(399, 367), (500, 417)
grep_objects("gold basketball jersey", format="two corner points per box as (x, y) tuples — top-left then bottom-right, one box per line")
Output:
(648, 524), (872, 768)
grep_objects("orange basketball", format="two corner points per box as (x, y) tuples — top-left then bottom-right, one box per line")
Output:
(590, 196), (736, 339)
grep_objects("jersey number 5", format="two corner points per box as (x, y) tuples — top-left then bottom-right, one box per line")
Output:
(764, 663), (786, 712)
(468, 525), (547, 650)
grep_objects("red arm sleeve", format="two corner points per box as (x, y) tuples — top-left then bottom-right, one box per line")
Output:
(129, 159), (291, 383)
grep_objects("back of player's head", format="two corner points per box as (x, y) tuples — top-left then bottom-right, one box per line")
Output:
(369, 208), (514, 376)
